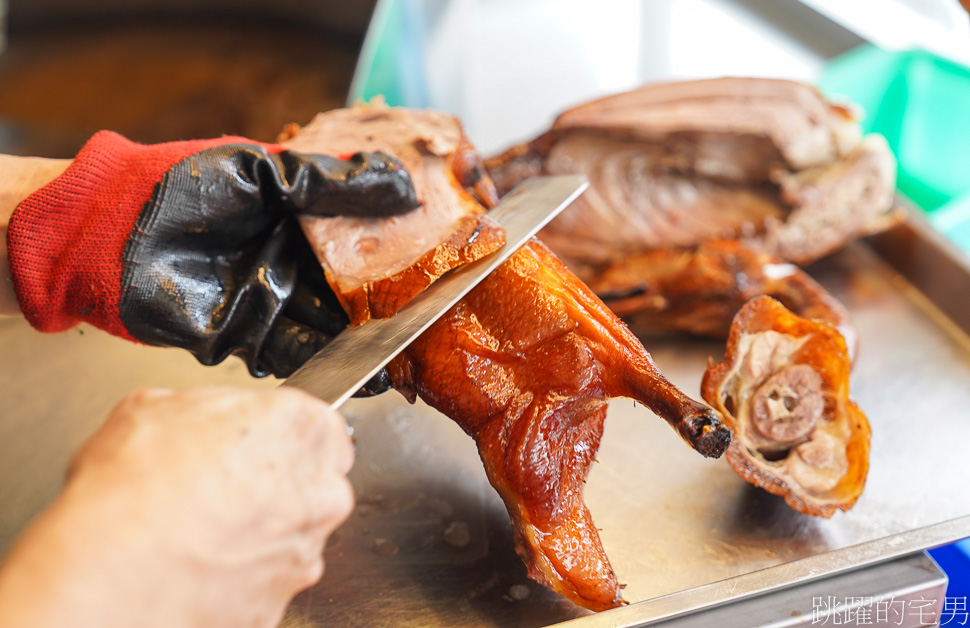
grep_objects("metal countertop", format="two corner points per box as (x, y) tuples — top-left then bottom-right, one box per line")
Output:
(2, 214), (969, 626)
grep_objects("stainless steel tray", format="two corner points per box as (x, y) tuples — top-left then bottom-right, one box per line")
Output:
(1, 211), (969, 627)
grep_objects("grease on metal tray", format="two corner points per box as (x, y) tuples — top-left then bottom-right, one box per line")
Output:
(372, 538), (399, 557)
(509, 584), (531, 601)
(443, 521), (471, 548)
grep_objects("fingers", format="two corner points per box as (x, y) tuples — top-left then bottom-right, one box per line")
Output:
(264, 388), (355, 590)
(286, 387), (355, 478)
(288, 458), (354, 595)
(60, 386), (357, 625)
(73, 385), (358, 536)
(277, 150), (420, 219)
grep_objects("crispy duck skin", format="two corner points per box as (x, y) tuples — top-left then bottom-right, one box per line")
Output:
(389, 239), (729, 610)
(287, 104), (730, 610)
(484, 78), (900, 271)
(283, 101), (506, 325)
(701, 296), (870, 517)
(590, 239), (859, 361)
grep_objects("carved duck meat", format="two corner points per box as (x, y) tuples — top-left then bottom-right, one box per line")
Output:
(280, 100), (506, 324)
(286, 103), (730, 610)
(485, 77), (901, 279)
(701, 297), (870, 516)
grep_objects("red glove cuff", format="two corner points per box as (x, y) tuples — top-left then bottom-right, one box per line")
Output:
(6, 131), (280, 338)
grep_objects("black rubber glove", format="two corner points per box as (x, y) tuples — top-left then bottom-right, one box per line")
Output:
(7, 132), (419, 381)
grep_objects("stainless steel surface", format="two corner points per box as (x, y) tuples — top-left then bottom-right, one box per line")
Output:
(554, 519), (961, 627)
(283, 175), (587, 407)
(866, 204), (970, 335)
(283, 229), (970, 626)
(638, 552), (947, 628)
(2, 214), (970, 627)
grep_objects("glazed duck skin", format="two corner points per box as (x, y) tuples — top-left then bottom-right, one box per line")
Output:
(701, 296), (870, 517)
(285, 104), (730, 611)
(390, 239), (729, 610)
(591, 239), (859, 361)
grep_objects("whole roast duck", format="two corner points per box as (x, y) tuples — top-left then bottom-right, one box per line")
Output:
(281, 100), (731, 611)
(485, 78), (899, 519)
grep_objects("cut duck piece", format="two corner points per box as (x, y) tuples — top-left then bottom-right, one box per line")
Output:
(762, 134), (900, 265)
(523, 133), (786, 278)
(281, 100), (506, 325)
(701, 297), (870, 517)
(389, 239), (729, 610)
(548, 77), (863, 177)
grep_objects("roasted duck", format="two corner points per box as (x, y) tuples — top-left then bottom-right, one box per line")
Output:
(486, 77), (900, 282)
(389, 238), (726, 609)
(590, 239), (859, 362)
(701, 297), (869, 516)
(485, 78), (887, 516)
(286, 102), (730, 610)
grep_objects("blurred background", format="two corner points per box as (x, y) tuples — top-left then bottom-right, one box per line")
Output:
(0, 0), (379, 156)
(0, 0), (968, 611)
(349, 0), (970, 152)
(1, 0), (969, 241)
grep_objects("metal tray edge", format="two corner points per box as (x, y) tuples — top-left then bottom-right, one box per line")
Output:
(557, 514), (970, 628)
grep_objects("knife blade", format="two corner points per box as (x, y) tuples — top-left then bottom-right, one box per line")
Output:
(283, 175), (588, 408)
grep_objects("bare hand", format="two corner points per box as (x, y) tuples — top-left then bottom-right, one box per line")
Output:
(0, 386), (354, 628)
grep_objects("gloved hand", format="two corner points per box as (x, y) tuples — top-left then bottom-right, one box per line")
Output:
(6, 131), (418, 378)
(0, 386), (354, 628)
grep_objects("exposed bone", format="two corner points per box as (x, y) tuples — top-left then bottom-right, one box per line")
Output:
(702, 296), (869, 517)
(750, 364), (823, 447)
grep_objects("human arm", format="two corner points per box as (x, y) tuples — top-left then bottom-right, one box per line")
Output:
(0, 386), (354, 628)
(0, 154), (71, 314)
(3, 133), (418, 378)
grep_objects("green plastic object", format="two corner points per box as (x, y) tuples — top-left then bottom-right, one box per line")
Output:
(927, 190), (970, 251)
(820, 45), (970, 220)
(348, 0), (428, 108)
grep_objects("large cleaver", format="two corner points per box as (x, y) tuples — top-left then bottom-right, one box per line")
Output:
(283, 175), (588, 408)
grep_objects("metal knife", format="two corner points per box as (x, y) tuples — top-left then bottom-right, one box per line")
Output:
(283, 175), (588, 408)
